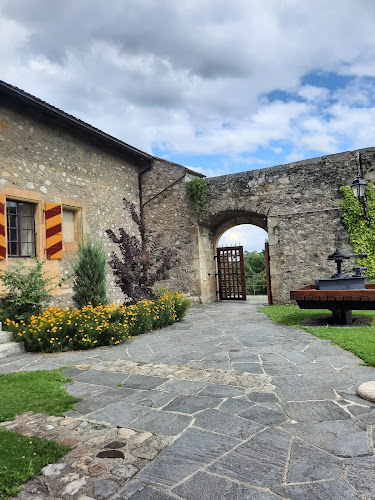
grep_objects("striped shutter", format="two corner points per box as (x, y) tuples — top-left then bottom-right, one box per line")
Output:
(0, 194), (6, 259)
(45, 202), (63, 259)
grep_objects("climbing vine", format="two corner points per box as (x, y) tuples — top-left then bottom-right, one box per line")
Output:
(187, 178), (208, 220)
(341, 181), (375, 281)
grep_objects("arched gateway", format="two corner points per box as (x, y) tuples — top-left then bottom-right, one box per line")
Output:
(142, 148), (375, 304)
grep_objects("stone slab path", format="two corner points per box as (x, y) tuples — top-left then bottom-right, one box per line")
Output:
(1, 300), (375, 499)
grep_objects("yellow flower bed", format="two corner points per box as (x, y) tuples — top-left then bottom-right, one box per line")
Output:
(6, 291), (191, 353)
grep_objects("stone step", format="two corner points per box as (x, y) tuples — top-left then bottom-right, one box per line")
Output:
(0, 331), (12, 344)
(0, 342), (25, 359)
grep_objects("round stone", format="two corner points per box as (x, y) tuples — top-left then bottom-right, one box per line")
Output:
(357, 381), (375, 402)
(88, 463), (106, 475)
(93, 479), (119, 498)
(96, 450), (125, 459)
(61, 438), (78, 447)
(111, 464), (138, 479)
(104, 441), (125, 449)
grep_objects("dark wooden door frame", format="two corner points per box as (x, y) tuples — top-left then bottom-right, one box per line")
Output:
(217, 246), (247, 300)
(265, 241), (273, 305)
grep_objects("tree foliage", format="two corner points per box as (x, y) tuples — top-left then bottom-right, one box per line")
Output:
(244, 250), (267, 295)
(341, 182), (375, 281)
(106, 198), (178, 303)
(72, 236), (108, 308)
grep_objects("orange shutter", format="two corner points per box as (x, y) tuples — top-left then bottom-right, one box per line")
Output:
(45, 202), (63, 259)
(0, 194), (6, 259)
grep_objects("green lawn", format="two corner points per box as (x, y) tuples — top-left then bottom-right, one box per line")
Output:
(0, 369), (80, 499)
(258, 305), (375, 366)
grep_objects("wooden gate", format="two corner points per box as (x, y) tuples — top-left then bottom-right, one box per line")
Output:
(217, 246), (247, 300)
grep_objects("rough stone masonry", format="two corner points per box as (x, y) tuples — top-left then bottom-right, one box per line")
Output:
(1, 81), (375, 304)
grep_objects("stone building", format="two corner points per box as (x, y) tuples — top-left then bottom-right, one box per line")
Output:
(1, 80), (375, 305)
(0, 80), (203, 305)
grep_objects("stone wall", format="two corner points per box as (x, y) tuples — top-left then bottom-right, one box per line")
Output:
(141, 159), (205, 302)
(0, 103), (141, 305)
(203, 148), (375, 304)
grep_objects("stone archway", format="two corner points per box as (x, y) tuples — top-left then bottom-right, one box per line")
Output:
(143, 148), (375, 304)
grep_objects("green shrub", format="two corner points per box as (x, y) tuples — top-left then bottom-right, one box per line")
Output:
(72, 236), (108, 308)
(6, 291), (192, 353)
(0, 259), (55, 322)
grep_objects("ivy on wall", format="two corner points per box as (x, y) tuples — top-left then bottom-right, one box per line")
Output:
(341, 181), (375, 281)
(187, 178), (208, 220)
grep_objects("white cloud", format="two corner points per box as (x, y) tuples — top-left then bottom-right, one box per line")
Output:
(219, 224), (268, 252)
(0, 0), (375, 168)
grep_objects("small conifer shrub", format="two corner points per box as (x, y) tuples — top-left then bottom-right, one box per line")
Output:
(72, 236), (108, 308)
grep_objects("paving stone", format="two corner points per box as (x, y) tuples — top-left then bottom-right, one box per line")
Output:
(232, 362), (264, 374)
(64, 381), (108, 398)
(61, 438), (78, 447)
(315, 354), (360, 368)
(273, 480), (363, 499)
(129, 431), (153, 445)
(64, 477), (88, 495)
(338, 391), (375, 407)
(197, 384), (245, 398)
(118, 481), (176, 499)
(73, 369), (129, 387)
(61, 367), (86, 378)
(287, 439), (342, 482)
(96, 449), (124, 458)
(345, 456), (375, 499)
(131, 409), (192, 436)
(88, 463), (106, 475)
(282, 400), (350, 422)
(86, 402), (150, 426)
(208, 427), (292, 487)
(121, 390), (177, 408)
(274, 378), (337, 401)
(132, 445), (159, 460)
(136, 428), (238, 488)
(283, 420), (372, 457)
(247, 392), (279, 404)
(157, 379), (207, 394)
(118, 428), (136, 439)
(219, 397), (254, 414)
(111, 464), (139, 480)
(41, 463), (66, 477)
(194, 409), (263, 439)
(239, 405), (287, 426)
(346, 405), (373, 417)
(355, 409), (375, 424)
(104, 440), (125, 449)
(173, 471), (281, 499)
(122, 374), (169, 390)
(162, 394), (223, 414)
(228, 351), (259, 363)
(74, 388), (137, 414)
(93, 479), (119, 498)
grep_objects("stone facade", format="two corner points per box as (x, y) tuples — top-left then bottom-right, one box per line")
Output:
(202, 148), (375, 303)
(0, 97), (142, 305)
(1, 81), (375, 306)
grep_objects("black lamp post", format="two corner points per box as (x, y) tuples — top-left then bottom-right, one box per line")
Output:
(351, 151), (369, 223)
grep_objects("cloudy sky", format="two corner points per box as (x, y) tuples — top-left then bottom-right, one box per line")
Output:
(1, 0), (375, 251)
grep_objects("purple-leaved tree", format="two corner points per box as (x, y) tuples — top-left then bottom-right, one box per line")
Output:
(106, 198), (178, 303)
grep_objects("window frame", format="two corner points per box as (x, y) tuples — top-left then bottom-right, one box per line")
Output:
(6, 199), (37, 258)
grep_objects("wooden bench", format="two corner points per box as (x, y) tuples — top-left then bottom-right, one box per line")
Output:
(290, 284), (375, 324)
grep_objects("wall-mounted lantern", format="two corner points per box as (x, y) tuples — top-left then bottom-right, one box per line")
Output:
(351, 151), (367, 199)
(351, 151), (369, 224)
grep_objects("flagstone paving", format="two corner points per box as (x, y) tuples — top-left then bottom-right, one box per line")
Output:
(1, 300), (375, 499)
